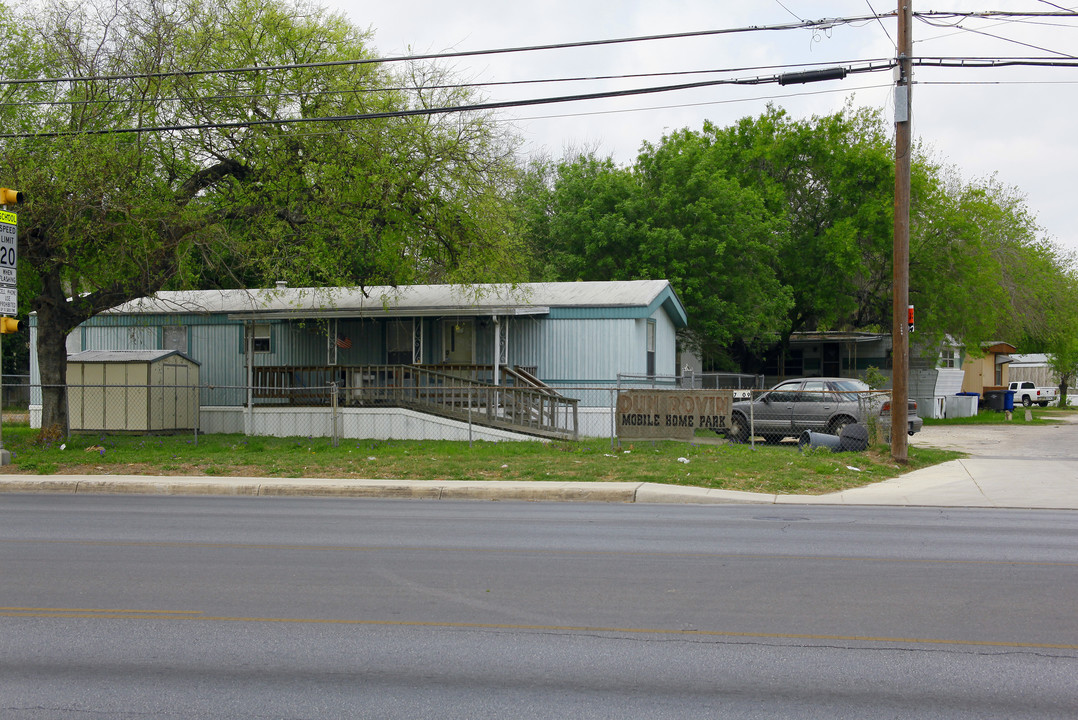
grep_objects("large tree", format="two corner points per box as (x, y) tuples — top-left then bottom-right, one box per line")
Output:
(0, 0), (524, 432)
(517, 147), (791, 368)
(702, 104), (896, 341)
(519, 104), (1077, 373)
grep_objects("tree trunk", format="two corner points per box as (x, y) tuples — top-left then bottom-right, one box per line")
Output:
(35, 300), (71, 435)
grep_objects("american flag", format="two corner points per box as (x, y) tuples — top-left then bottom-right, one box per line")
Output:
(335, 336), (352, 349)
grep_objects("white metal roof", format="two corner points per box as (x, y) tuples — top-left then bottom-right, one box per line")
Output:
(1010, 353), (1049, 366)
(68, 349), (200, 365)
(103, 280), (679, 320)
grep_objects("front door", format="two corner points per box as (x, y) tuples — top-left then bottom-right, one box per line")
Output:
(442, 320), (474, 364)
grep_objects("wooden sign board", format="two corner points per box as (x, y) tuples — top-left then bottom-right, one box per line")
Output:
(616, 389), (733, 441)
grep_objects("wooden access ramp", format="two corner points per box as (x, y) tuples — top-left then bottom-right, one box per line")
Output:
(252, 364), (579, 441)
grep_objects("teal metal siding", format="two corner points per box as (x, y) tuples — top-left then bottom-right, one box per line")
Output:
(40, 284), (685, 409)
(509, 317), (640, 382)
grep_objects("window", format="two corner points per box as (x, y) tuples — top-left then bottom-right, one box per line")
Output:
(163, 326), (187, 354)
(939, 349), (958, 368)
(766, 381), (801, 404)
(245, 323), (271, 353)
(387, 320), (412, 365)
(646, 320), (656, 377)
(801, 380), (830, 402)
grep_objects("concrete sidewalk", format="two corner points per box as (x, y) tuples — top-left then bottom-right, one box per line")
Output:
(0, 456), (1075, 508)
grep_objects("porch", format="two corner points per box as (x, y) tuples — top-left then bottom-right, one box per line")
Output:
(250, 364), (578, 441)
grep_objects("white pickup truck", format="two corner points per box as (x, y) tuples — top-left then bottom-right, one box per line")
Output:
(1008, 381), (1058, 407)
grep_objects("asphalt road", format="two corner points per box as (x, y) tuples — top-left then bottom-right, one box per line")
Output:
(2, 495), (1077, 718)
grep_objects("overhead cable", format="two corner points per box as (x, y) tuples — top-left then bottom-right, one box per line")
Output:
(0, 15), (886, 88)
(0, 62), (893, 138)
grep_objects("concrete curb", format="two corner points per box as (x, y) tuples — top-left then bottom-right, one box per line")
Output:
(0, 459), (1075, 508)
(634, 483), (775, 504)
(0, 475), (646, 503)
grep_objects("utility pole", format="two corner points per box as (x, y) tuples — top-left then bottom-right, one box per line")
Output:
(891, 1), (912, 462)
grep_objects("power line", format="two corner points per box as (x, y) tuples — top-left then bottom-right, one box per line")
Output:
(917, 15), (1078, 59)
(0, 15), (886, 88)
(865, 0), (896, 47)
(242, 82), (896, 140)
(0, 62), (893, 139)
(2, 10), (1076, 139)
(506, 82), (894, 125)
(4, 49), (1074, 139)
(914, 56), (1078, 68)
(0, 58), (896, 112)
(1035, 1), (1075, 11)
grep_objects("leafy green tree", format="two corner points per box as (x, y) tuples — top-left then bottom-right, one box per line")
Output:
(0, 0), (523, 432)
(910, 168), (1075, 360)
(1040, 260), (1078, 406)
(702, 104), (895, 338)
(517, 148), (791, 368)
(517, 103), (1075, 375)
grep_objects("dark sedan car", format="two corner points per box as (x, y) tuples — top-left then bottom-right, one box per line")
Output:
(726, 377), (923, 443)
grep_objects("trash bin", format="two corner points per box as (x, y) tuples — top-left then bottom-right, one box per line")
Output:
(799, 430), (841, 452)
(945, 394), (978, 418)
(839, 423), (869, 452)
(1004, 390), (1015, 412)
(984, 390), (1005, 411)
(799, 425), (868, 453)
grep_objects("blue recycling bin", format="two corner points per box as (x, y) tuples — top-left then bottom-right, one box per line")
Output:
(1004, 390), (1015, 411)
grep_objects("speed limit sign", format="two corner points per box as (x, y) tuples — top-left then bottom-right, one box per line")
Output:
(0, 211), (16, 315)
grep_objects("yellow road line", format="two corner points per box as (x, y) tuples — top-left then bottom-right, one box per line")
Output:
(0, 606), (203, 616)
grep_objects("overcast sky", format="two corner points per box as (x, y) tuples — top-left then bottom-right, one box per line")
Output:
(327, 1), (1078, 257)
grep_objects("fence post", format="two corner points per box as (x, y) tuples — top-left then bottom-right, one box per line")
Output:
(330, 381), (339, 448)
(749, 389), (756, 449)
(610, 388), (616, 450)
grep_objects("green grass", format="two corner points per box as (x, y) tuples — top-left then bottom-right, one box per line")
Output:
(0, 422), (961, 496)
(923, 406), (1075, 426)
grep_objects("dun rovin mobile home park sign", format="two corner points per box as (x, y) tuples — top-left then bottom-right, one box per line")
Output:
(616, 389), (733, 441)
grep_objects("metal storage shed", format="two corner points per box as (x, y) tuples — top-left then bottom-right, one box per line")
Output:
(67, 350), (200, 433)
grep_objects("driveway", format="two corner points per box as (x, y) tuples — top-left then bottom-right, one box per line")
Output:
(910, 413), (1078, 459)
(788, 414), (1078, 508)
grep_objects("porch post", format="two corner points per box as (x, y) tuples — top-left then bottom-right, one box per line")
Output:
(245, 320), (253, 436)
(493, 315), (500, 386)
(413, 318), (423, 364)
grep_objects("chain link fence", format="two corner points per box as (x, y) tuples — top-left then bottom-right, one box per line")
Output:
(13, 374), (919, 451)
(727, 386), (920, 449)
(23, 382), (615, 445)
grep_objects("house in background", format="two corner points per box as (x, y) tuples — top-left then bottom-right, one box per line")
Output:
(759, 331), (984, 418)
(31, 280), (688, 440)
(960, 342), (1016, 395)
(1008, 353), (1056, 388)
(771, 331), (891, 384)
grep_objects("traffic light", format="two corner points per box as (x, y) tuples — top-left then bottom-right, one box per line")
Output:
(0, 188), (22, 205)
(0, 317), (20, 333)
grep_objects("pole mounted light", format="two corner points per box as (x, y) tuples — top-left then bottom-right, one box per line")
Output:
(0, 188), (23, 205)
